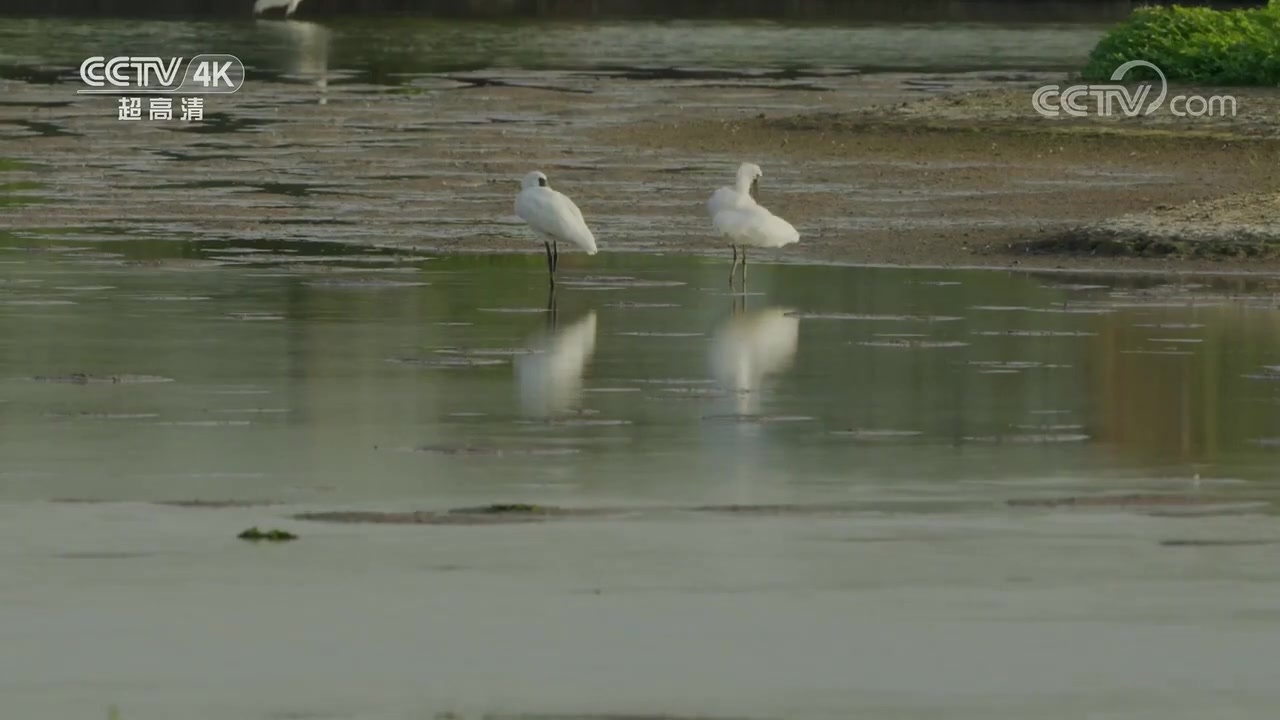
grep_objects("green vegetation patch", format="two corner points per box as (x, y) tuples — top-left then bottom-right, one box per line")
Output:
(1083, 0), (1280, 85)
(452, 503), (551, 514)
(237, 527), (298, 542)
(0, 180), (50, 208)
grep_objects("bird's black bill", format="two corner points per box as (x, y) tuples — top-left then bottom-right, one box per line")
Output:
(750, 178), (759, 200)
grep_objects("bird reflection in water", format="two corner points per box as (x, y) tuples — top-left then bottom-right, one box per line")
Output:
(257, 18), (330, 105)
(514, 295), (598, 418)
(708, 296), (800, 416)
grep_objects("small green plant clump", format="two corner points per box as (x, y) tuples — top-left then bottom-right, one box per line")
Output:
(237, 527), (298, 542)
(1082, 0), (1280, 86)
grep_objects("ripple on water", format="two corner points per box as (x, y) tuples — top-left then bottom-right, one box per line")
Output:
(479, 307), (554, 314)
(829, 429), (925, 440)
(616, 331), (704, 337)
(971, 330), (1096, 337)
(1039, 283), (1109, 291)
(857, 339), (970, 349)
(702, 414), (816, 423)
(29, 373), (174, 385)
(558, 276), (686, 289)
(968, 360), (1070, 370)
(301, 279), (429, 289)
(153, 420), (253, 427)
(44, 411), (160, 421)
(434, 347), (533, 357)
(788, 312), (963, 322)
(964, 433), (1090, 444)
(386, 356), (508, 368)
(653, 387), (728, 398)
(413, 445), (582, 457)
(519, 418), (633, 427)
(604, 301), (681, 309)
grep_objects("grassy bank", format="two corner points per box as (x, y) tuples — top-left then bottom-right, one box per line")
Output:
(1083, 0), (1280, 85)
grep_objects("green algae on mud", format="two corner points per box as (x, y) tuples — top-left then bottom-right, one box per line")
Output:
(237, 527), (298, 542)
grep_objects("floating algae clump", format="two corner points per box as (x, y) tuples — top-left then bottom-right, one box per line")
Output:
(469, 503), (547, 513)
(237, 527), (298, 542)
(1082, 0), (1280, 86)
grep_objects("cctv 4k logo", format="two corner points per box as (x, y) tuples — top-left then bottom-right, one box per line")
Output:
(78, 54), (245, 94)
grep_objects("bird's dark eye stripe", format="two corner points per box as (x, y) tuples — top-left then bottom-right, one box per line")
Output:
(538, 177), (548, 187)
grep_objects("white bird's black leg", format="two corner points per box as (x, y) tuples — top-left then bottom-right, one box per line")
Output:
(741, 247), (747, 287)
(728, 244), (739, 289)
(552, 240), (559, 274)
(544, 241), (555, 287)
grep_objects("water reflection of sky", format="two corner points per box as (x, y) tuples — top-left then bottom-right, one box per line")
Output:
(1, 248), (1278, 506)
(0, 18), (1105, 84)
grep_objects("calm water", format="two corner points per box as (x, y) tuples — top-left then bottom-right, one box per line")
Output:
(3, 242), (1280, 507)
(0, 17), (1104, 81)
(5, 243), (1280, 720)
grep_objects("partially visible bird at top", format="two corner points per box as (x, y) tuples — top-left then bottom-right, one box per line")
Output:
(707, 162), (799, 290)
(514, 170), (599, 289)
(253, 0), (306, 18)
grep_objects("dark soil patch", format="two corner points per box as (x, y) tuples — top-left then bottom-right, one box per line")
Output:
(1160, 538), (1280, 547)
(1008, 493), (1261, 508)
(295, 503), (623, 526)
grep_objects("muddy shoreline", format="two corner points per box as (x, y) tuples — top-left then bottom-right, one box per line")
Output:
(3, 70), (1280, 275)
(602, 85), (1280, 273)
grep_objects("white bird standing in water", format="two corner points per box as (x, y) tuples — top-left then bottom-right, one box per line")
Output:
(253, 0), (306, 16)
(708, 162), (799, 289)
(515, 171), (598, 288)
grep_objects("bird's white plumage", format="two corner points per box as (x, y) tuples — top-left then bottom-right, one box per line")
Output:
(713, 208), (799, 248)
(515, 311), (598, 417)
(515, 171), (598, 255)
(707, 162), (759, 218)
(708, 162), (799, 249)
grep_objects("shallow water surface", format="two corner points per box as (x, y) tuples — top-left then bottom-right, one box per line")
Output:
(4, 245), (1280, 720)
(0, 17), (1103, 79)
(3, 245), (1279, 505)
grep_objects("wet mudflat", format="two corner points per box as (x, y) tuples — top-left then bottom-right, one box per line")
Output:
(3, 243), (1280, 718)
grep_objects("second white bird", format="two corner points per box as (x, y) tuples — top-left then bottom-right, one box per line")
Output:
(708, 162), (799, 289)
